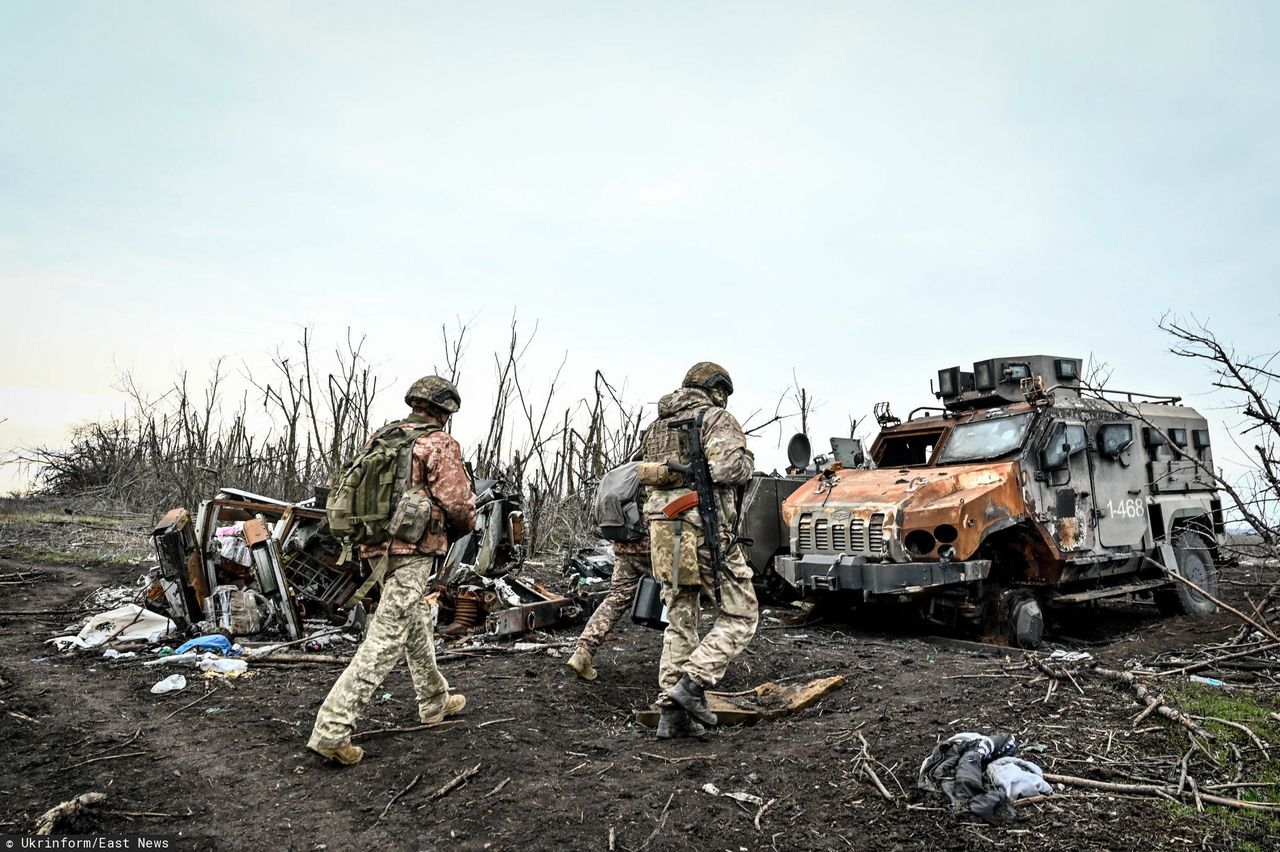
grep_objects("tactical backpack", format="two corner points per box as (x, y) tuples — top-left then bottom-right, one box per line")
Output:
(326, 419), (441, 560)
(594, 461), (646, 541)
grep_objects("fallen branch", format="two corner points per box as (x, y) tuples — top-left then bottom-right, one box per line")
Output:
(1142, 641), (1280, 679)
(0, 609), (87, 617)
(753, 797), (779, 831)
(1198, 716), (1270, 758)
(351, 720), (462, 740)
(35, 792), (106, 835)
(1158, 560), (1280, 642)
(855, 733), (895, 801)
(1045, 772), (1280, 811)
(476, 717), (516, 728)
(246, 653), (350, 665)
(107, 810), (191, 819)
(62, 751), (146, 771)
(378, 773), (422, 821)
(162, 688), (218, 721)
(417, 763), (482, 808)
(639, 792), (674, 850)
(1092, 666), (1215, 740)
(248, 629), (345, 659)
(638, 752), (717, 764)
(483, 777), (511, 799)
(83, 726), (142, 759)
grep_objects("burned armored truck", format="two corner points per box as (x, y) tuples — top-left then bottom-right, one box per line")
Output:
(743, 356), (1224, 647)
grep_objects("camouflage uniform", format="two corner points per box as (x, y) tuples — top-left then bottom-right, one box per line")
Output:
(575, 537), (651, 654)
(310, 409), (476, 750)
(642, 386), (758, 696)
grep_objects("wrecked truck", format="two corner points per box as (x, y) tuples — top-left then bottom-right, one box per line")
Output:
(742, 355), (1224, 647)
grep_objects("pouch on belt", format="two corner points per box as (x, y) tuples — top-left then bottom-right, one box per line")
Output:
(650, 519), (700, 587)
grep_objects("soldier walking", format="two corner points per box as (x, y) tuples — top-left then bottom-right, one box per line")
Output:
(567, 537), (650, 681)
(308, 376), (476, 766)
(637, 362), (758, 739)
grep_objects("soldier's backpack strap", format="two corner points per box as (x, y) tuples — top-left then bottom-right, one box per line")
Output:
(348, 542), (393, 606)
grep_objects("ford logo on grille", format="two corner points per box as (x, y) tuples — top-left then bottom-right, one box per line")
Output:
(832, 509), (851, 521)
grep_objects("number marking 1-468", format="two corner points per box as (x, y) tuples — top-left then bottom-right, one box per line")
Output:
(1106, 498), (1145, 519)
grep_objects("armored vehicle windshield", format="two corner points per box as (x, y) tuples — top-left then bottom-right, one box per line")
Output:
(937, 411), (1035, 464)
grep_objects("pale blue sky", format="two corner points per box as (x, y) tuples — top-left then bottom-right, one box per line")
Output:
(2, 2), (1278, 488)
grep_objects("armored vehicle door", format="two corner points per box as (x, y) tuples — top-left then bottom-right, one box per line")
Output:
(1087, 420), (1149, 549)
(1036, 419), (1093, 552)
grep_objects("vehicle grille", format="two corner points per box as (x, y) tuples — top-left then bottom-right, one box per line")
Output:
(796, 511), (887, 556)
(868, 513), (885, 555)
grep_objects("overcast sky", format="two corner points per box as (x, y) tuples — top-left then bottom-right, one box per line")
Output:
(2, 2), (1278, 492)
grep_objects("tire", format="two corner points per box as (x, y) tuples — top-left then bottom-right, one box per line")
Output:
(1154, 529), (1218, 616)
(756, 564), (800, 604)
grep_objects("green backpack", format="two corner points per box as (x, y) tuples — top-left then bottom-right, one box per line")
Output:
(326, 418), (441, 560)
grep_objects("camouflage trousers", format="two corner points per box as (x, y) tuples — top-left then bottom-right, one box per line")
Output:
(310, 554), (450, 748)
(650, 521), (758, 695)
(575, 538), (650, 654)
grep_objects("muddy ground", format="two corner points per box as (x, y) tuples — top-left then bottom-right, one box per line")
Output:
(1, 510), (1278, 851)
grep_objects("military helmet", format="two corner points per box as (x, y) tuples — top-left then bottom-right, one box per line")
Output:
(682, 361), (734, 397)
(405, 375), (461, 414)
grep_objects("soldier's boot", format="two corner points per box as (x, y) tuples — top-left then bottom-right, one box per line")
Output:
(668, 674), (718, 726)
(420, 692), (467, 725)
(656, 705), (708, 740)
(566, 646), (597, 682)
(306, 738), (365, 766)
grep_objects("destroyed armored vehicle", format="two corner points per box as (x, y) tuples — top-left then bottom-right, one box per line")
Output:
(743, 356), (1224, 647)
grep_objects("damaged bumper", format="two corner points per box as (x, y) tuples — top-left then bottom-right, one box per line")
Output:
(776, 553), (991, 596)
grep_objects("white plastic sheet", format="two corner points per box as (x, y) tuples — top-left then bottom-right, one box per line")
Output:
(50, 604), (176, 650)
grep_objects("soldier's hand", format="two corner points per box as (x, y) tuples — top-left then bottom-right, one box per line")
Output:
(637, 462), (680, 487)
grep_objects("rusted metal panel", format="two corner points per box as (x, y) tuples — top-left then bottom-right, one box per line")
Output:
(483, 577), (582, 637)
(782, 461), (1030, 563)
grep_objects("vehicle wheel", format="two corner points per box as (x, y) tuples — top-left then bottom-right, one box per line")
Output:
(1154, 529), (1218, 616)
(756, 566), (800, 604)
(994, 590), (1044, 649)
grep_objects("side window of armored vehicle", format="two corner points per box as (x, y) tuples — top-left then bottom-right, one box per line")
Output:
(876, 429), (945, 467)
(1040, 422), (1087, 470)
(1097, 423), (1134, 460)
(1142, 427), (1166, 461)
(936, 412), (1035, 465)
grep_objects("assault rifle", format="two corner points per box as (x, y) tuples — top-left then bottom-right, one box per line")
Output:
(665, 412), (724, 603)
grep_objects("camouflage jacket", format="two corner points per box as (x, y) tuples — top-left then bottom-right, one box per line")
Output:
(360, 412), (477, 558)
(641, 386), (754, 533)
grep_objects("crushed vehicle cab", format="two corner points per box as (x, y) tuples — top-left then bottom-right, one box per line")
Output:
(757, 355), (1223, 647)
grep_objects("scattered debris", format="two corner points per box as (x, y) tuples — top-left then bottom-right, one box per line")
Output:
(197, 657), (248, 675)
(701, 783), (764, 806)
(919, 732), (1050, 823)
(634, 676), (845, 727)
(35, 791), (106, 835)
(151, 674), (187, 694)
(51, 605), (175, 650)
(175, 634), (237, 656)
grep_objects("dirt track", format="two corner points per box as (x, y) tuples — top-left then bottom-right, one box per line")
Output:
(2, 552), (1278, 851)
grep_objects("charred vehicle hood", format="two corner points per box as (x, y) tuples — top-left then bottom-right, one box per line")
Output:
(781, 462), (1029, 562)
